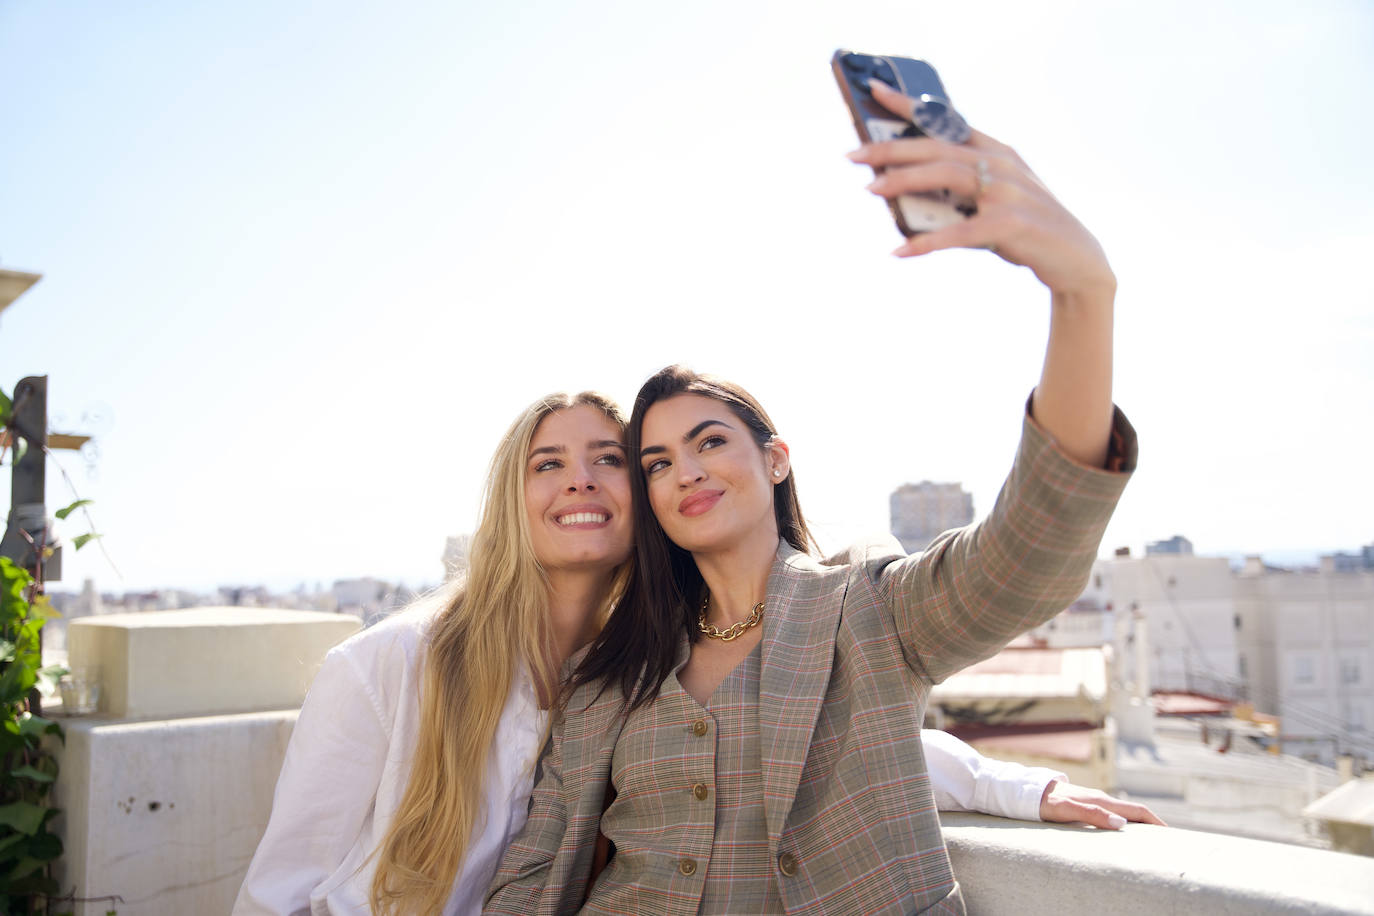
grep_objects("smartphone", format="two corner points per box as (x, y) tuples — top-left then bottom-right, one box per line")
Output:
(831, 50), (974, 236)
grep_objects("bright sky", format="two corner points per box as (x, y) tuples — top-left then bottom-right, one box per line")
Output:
(2, 1), (1371, 592)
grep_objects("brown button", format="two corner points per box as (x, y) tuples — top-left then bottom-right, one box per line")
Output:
(692, 719), (709, 736)
(692, 783), (709, 801)
(778, 852), (798, 877)
(679, 858), (698, 876)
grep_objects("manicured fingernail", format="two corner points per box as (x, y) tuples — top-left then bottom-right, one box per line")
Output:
(865, 178), (884, 193)
(846, 147), (869, 162)
(867, 78), (890, 93)
(1107, 814), (1127, 829)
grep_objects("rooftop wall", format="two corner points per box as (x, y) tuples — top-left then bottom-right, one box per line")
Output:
(942, 813), (1374, 915)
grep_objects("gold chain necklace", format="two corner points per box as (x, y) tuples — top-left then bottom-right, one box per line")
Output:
(697, 593), (764, 642)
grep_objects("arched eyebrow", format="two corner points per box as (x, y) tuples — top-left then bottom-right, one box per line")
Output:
(639, 419), (734, 458)
(528, 444), (565, 460)
(529, 440), (625, 460)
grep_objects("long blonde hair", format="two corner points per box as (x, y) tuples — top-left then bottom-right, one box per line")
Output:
(370, 391), (627, 915)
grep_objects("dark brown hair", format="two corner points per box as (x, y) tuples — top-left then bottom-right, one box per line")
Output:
(570, 366), (816, 712)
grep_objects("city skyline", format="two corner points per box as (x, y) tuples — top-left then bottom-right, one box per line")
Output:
(3, 1), (1371, 591)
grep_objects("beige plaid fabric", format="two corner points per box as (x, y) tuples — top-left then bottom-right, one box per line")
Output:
(582, 643), (783, 913)
(487, 407), (1136, 915)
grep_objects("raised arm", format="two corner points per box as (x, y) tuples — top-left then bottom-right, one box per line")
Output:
(874, 401), (1135, 682)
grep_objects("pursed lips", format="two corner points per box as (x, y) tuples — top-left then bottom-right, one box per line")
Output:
(678, 489), (724, 518)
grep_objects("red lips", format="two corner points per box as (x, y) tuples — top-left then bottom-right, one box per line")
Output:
(678, 490), (724, 518)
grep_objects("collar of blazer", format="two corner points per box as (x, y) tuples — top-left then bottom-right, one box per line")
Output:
(757, 539), (854, 842)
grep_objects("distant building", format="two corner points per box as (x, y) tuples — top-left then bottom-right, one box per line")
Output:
(1028, 540), (1374, 768)
(889, 481), (973, 554)
(1303, 776), (1374, 856)
(331, 577), (408, 625)
(1321, 546), (1374, 573)
(930, 644), (1117, 790)
(216, 585), (273, 607)
(1235, 555), (1374, 767)
(1031, 551), (1242, 701)
(1147, 535), (1194, 556)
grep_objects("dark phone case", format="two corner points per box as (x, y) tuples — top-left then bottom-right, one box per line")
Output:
(831, 50), (973, 236)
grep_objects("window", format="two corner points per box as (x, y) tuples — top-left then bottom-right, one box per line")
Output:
(1342, 657), (1361, 686)
(1294, 656), (1315, 686)
(1238, 654), (1248, 680)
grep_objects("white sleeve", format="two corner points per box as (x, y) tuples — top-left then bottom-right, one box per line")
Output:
(232, 646), (391, 915)
(921, 728), (1067, 822)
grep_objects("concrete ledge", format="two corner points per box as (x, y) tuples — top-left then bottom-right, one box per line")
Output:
(53, 710), (298, 916)
(67, 608), (360, 718)
(942, 812), (1374, 915)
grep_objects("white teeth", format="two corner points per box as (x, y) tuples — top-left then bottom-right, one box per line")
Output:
(557, 512), (608, 526)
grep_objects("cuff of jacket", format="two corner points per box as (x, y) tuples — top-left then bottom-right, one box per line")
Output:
(1017, 393), (1137, 507)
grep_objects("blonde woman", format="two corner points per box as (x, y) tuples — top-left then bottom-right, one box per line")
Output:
(235, 391), (1153, 915)
(234, 393), (634, 915)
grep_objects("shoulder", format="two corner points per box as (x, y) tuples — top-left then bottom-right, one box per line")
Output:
(821, 534), (907, 569)
(327, 600), (439, 668)
(307, 599), (443, 721)
(792, 535), (909, 588)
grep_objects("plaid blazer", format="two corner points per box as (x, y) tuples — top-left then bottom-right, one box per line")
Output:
(487, 408), (1135, 915)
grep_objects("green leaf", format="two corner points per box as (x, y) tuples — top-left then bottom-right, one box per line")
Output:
(20, 830), (60, 861)
(7, 855), (46, 880)
(0, 729), (23, 757)
(0, 639), (15, 663)
(31, 594), (59, 620)
(36, 664), (67, 697)
(0, 557), (31, 605)
(17, 715), (62, 740)
(0, 831), (24, 857)
(9, 766), (54, 784)
(55, 499), (93, 521)
(0, 663), (35, 707)
(0, 802), (48, 835)
(73, 532), (102, 551)
(3, 867), (58, 895)
(0, 387), (12, 422)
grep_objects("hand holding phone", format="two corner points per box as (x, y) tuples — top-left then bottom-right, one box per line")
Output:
(832, 50), (974, 236)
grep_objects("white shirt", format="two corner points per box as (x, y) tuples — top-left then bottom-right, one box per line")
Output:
(922, 727), (1066, 822)
(232, 605), (546, 916)
(234, 606), (1063, 915)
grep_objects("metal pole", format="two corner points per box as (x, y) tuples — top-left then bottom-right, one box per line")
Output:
(2, 376), (57, 717)
(1, 376), (57, 576)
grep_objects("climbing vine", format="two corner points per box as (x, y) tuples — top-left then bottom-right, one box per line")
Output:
(1, 383), (105, 913)
(0, 556), (66, 913)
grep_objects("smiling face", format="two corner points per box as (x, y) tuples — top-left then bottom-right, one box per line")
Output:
(524, 404), (633, 577)
(638, 393), (789, 557)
